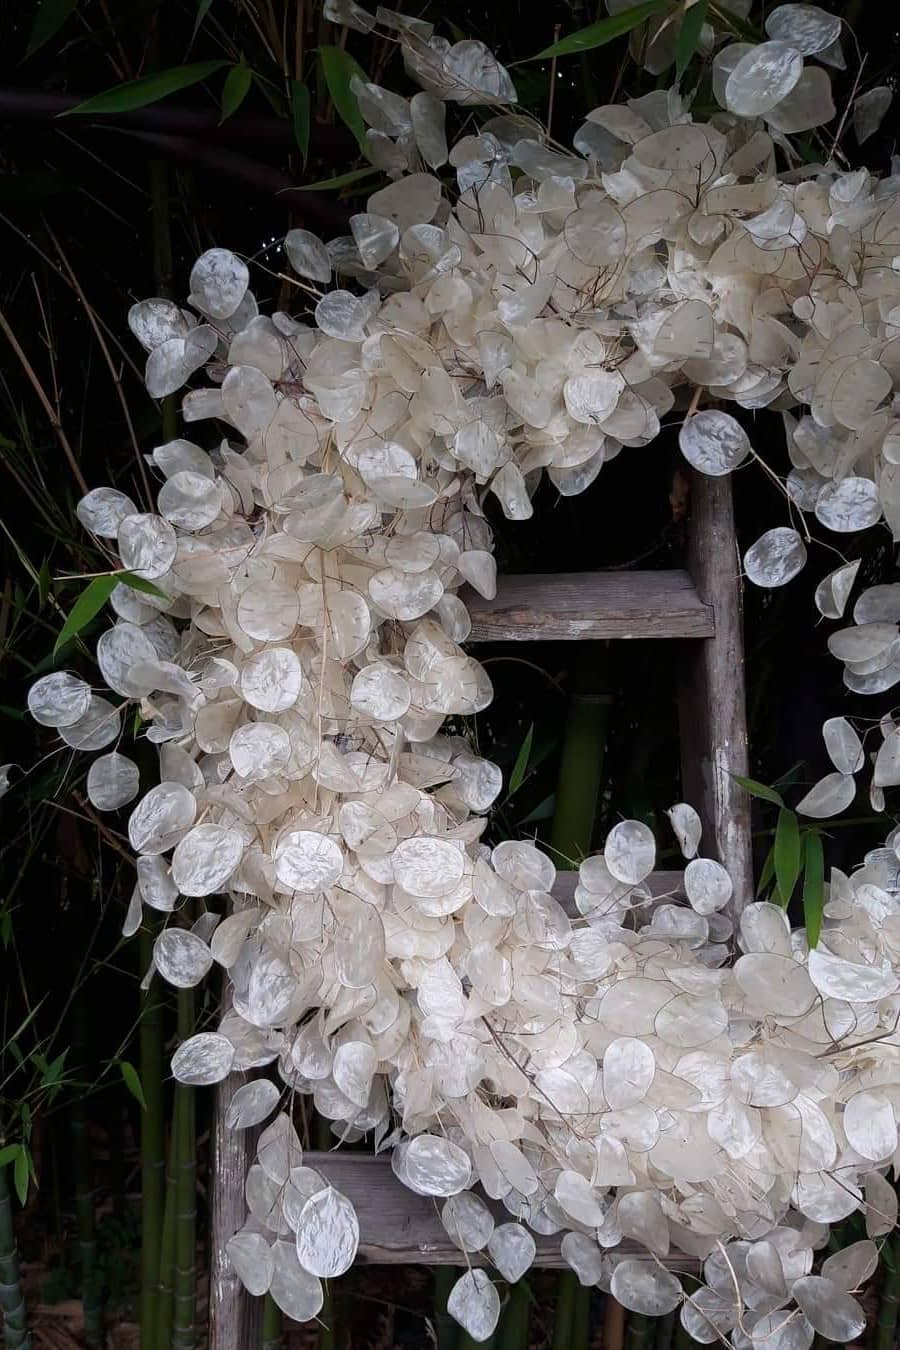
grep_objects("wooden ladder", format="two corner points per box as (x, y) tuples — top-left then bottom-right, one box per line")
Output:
(208, 471), (752, 1346)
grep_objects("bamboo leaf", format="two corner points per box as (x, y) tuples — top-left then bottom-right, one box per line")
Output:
(117, 571), (169, 600)
(802, 831), (825, 948)
(298, 165), (382, 191)
(64, 61), (229, 116)
(531, 0), (674, 58)
(520, 792), (556, 824)
(118, 1059), (148, 1111)
(733, 774), (784, 807)
(26, 0), (78, 57)
(318, 45), (368, 149)
(13, 1144), (29, 1205)
(193, 0), (216, 38)
(774, 808), (801, 906)
(0, 1144), (22, 1169)
(756, 843), (776, 898)
(675, 0), (709, 80)
(220, 64), (253, 123)
(291, 80), (311, 164)
(509, 723), (534, 795)
(53, 575), (118, 654)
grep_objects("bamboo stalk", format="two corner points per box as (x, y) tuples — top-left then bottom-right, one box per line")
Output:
(433, 1266), (461, 1350)
(70, 992), (103, 1346)
(0, 1163), (29, 1349)
(672, 1319), (696, 1349)
(626, 1313), (653, 1348)
(261, 1292), (283, 1349)
(550, 646), (612, 1350)
(604, 1292), (626, 1350)
(875, 1233), (900, 1350)
(572, 1282), (591, 1349)
(157, 1094), (179, 1350)
(654, 1309), (676, 1350)
(497, 1279), (529, 1350)
(172, 983), (197, 1349)
(139, 921), (166, 1348)
(552, 1270), (577, 1350)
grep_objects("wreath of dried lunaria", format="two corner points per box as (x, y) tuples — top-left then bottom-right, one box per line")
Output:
(22, 3), (900, 1344)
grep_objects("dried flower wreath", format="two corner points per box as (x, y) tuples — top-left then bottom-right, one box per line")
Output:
(24, 4), (900, 1344)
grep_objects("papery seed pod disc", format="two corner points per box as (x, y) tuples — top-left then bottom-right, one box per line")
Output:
(170, 823), (246, 896)
(447, 1270), (501, 1342)
(679, 409), (751, 476)
(725, 42), (804, 117)
(743, 528), (806, 587)
(128, 782), (197, 854)
(171, 1031), (235, 1085)
(86, 752), (140, 811)
(610, 1259), (682, 1316)
(28, 672), (92, 728)
(226, 1230), (274, 1297)
(118, 513), (178, 579)
(405, 1134), (472, 1196)
(791, 1276), (865, 1342)
(225, 1079), (280, 1130)
(269, 1240), (324, 1321)
(274, 830), (343, 892)
(77, 486), (137, 538)
(765, 4), (842, 55)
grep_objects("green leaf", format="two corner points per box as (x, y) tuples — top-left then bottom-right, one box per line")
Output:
(26, 0), (78, 57)
(0, 1143), (22, 1170)
(756, 843), (776, 898)
(117, 571), (169, 600)
(13, 1144), (29, 1206)
(508, 723), (534, 796)
(675, 0), (709, 80)
(38, 558), (52, 609)
(193, 0), (216, 39)
(220, 64), (253, 123)
(733, 774), (784, 807)
(298, 165), (382, 192)
(118, 1060), (147, 1111)
(291, 80), (311, 164)
(774, 808), (801, 907)
(520, 792), (556, 824)
(318, 45), (368, 150)
(53, 575), (118, 655)
(802, 830), (825, 948)
(64, 61), (229, 116)
(531, 0), (674, 58)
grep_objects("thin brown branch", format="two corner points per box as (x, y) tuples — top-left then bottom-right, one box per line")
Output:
(45, 223), (153, 506)
(0, 305), (89, 494)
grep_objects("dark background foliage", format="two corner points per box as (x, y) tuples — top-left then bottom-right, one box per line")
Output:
(0, 1), (897, 1344)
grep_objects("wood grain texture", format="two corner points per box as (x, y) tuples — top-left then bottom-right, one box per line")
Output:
(466, 570), (714, 641)
(677, 471), (752, 918)
(553, 868), (684, 915)
(302, 1153), (697, 1268)
(209, 1070), (262, 1348)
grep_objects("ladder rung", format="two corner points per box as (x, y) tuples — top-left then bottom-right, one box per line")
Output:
(554, 869), (683, 914)
(467, 570), (714, 641)
(302, 1152), (698, 1268)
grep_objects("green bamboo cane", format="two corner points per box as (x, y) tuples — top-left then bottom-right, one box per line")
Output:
(626, 1312), (653, 1348)
(552, 1270), (577, 1350)
(172, 982), (197, 1349)
(875, 1233), (900, 1350)
(71, 998), (102, 1347)
(139, 920), (166, 1348)
(157, 1091), (180, 1350)
(672, 1319), (696, 1348)
(654, 1309), (676, 1349)
(572, 1282), (591, 1349)
(261, 1292), (283, 1349)
(434, 1266), (461, 1350)
(550, 647), (613, 1350)
(497, 1278), (530, 1350)
(0, 1162), (29, 1349)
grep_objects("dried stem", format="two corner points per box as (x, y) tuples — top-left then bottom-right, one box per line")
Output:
(0, 305), (88, 494)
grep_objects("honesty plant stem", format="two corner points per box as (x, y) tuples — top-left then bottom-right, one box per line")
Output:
(139, 921), (166, 1348)
(0, 1163), (29, 1349)
(433, 1266), (461, 1350)
(261, 1292), (283, 1348)
(875, 1233), (900, 1350)
(497, 1279), (530, 1350)
(72, 996), (102, 1347)
(172, 983), (197, 1349)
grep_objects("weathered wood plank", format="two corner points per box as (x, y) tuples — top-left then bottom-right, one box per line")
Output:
(466, 570), (714, 642)
(209, 1069), (263, 1347)
(303, 1153), (696, 1268)
(554, 868), (684, 916)
(677, 472), (752, 917)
